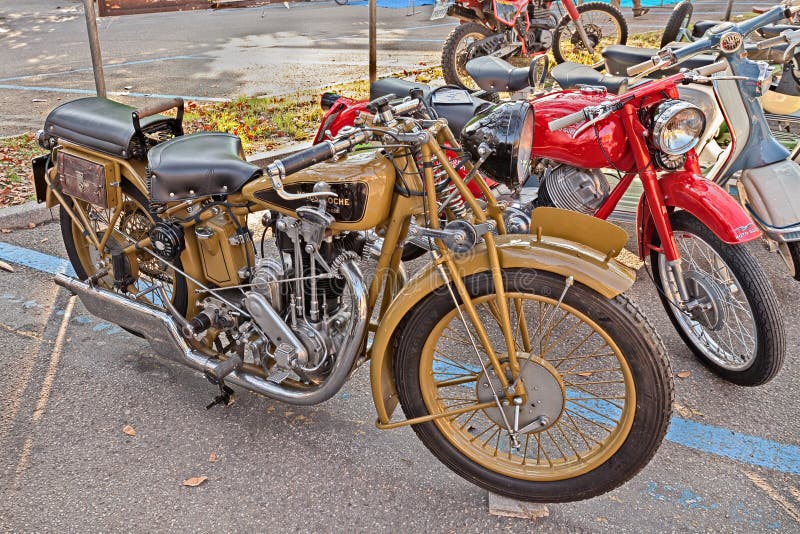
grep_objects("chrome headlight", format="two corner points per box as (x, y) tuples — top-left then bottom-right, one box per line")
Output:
(650, 100), (706, 155)
(461, 101), (534, 189)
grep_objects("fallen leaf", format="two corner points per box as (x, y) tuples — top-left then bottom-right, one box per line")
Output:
(182, 476), (208, 487)
(27, 222), (35, 229)
(608, 495), (624, 504)
(209, 452), (217, 463)
(32, 98), (46, 103)
(0, 260), (14, 273)
(676, 371), (691, 378)
(1, 228), (11, 233)
(576, 371), (593, 377)
(673, 402), (692, 418)
(690, 408), (705, 417)
(122, 424), (136, 436)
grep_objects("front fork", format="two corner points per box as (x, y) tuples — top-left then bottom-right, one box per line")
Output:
(562, 0), (595, 55)
(620, 103), (696, 306)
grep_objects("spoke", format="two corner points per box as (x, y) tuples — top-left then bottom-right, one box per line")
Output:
(563, 410), (601, 448)
(555, 422), (582, 460)
(545, 429), (566, 463)
(565, 408), (614, 433)
(554, 335), (607, 372)
(541, 315), (583, 358)
(435, 375), (479, 388)
(567, 382), (626, 411)
(567, 400), (621, 425)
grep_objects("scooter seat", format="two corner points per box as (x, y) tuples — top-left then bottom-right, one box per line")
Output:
(369, 78), (432, 104)
(43, 97), (177, 160)
(691, 20), (719, 38)
(465, 56), (531, 93)
(147, 132), (261, 203)
(551, 62), (629, 95)
(602, 44), (718, 77)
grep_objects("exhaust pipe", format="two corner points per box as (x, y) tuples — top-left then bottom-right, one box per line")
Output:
(54, 261), (368, 406)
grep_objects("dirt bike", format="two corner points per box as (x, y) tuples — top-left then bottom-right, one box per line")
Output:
(31, 92), (672, 502)
(462, 49), (787, 386)
(438, 0), (627, 89)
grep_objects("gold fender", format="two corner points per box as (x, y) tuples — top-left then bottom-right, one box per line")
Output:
(369, 208), (636, 426)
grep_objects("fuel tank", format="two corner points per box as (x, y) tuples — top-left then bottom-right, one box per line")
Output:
(242, 149), (396, 232)
(532, 91), (636, 172)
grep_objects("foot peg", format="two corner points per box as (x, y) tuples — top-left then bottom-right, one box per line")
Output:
(204, 354), (243, 384)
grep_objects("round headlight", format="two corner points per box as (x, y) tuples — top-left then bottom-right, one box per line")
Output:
(650, 100), (706, 155)
(461, 101), (534, 189)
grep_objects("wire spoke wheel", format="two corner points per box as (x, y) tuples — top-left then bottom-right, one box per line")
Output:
(394, 269), (672, 502)
(442, 23), (494, 89)
(60, 182), (188, 315)
(552, 3), (628, 68)
(651, 211), (784, 386)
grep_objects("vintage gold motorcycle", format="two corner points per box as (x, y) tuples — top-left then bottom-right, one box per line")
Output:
(32, 93), (672, 502)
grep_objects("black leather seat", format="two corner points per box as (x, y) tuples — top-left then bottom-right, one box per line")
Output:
(551, 62), (629, 94)
(43, 97), (174, 160)
(602, 45), (718, 77)
(691, 20), (719, 38)
(466, 56), (531, 92)
(147, 132), (261, 203)
(369, 78), (491, 136)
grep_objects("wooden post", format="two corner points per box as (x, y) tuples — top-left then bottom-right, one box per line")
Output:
(82, 0), (107, 97)
(724, 0), (733, 21)
(369, 0), (377, 82)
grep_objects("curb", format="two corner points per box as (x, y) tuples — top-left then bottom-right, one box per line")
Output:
(0, 201), (58, 229)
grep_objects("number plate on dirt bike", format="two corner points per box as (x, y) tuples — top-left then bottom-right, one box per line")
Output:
(430, 0), (453, 20)
(56, 151), (115, 208)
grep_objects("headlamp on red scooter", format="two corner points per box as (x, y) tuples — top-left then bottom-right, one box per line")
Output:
(648, 99), (706, 156)
(461, 100), (534, 189)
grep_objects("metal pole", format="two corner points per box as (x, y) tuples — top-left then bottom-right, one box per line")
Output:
(82, 0), (107, 97)
(724, 0), (733, 21)
(369, 0), (377, 82)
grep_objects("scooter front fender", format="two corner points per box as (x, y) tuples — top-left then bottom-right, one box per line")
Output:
(369, 209), (636, 426)
(636, 171), (761, 258)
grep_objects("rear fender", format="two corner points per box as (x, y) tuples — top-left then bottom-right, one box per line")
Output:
(636, 171), (760, 258)
(370, 208), (636, 425)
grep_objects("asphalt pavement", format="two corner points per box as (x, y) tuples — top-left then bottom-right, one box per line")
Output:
(0, 216), (799, 532)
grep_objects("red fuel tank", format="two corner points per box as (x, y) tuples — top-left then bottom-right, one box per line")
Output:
(532, 90), (636, 172)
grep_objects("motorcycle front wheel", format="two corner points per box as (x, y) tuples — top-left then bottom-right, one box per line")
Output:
(651, 211), (785, 386)
(393, 268), (672, 502)
(441, 22), (495, 90)
(552, 2), (628, 69)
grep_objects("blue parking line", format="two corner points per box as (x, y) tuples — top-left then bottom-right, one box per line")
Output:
(2, 240), (798, 475)
(0, 84), (229, 103)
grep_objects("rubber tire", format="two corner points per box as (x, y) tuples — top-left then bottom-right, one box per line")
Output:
(650, 210), (785, 386)
(442, 22), (495, 89)
(660, 0), (693, 47)
(785, 242), (800, 282)
(552, 2), (629, 66)
(393, 268), (673, 503)
(60, 181), (189, 317)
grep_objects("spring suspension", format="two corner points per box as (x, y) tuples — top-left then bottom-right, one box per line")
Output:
(430, 155), (469, 218)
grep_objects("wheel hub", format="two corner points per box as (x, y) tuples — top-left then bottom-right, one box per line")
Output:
(476, 357), (565, 433)
(684, 269), (729, 330)
(570, 23), (602, 50)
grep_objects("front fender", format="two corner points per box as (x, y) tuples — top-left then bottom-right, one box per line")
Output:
(369, 216), (636, 426)
(637, 171), (761, 258)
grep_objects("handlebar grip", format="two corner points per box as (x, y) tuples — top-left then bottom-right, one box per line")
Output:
(270, 131), (369, 176)
(627, 58), (658, 76)
(757, 34), (788, 49)
(133, 97), (184, 119)
(548, 109), (588, 131)
(694, 60), (729, 76)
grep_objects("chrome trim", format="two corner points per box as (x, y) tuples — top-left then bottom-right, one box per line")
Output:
(54, 259), (368, 406)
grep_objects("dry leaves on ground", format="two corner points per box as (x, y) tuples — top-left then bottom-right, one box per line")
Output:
(676, 371), (691, 378)
(122, 424), (136, 436)
(209, 452), (217, 463)
(182, 476), (208, 487)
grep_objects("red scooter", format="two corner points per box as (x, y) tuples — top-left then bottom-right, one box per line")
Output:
(464, 56), (784, 386)
(438, 0), (627, 88)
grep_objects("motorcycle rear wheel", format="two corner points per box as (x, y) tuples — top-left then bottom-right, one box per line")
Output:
(651, 211), (784, 386)
(442, 22), (495, 90)
(552, 2), (628, 69)
(60, 181), (188, 316)
(393, 269), (672, 502)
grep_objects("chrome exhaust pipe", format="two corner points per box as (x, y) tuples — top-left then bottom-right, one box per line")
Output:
(53, 261), (368, 406)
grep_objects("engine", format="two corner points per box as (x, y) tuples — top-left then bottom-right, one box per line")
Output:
(185, 197), (367, 387)
(534, 164), (611, 215)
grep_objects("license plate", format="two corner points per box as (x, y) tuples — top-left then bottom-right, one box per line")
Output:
(430, 0), (453, 20)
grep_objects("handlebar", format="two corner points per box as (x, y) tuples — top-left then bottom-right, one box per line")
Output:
(627, 57), (661, 77)
(548, 109), (588, 131)
(695, 60), (729, 75)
